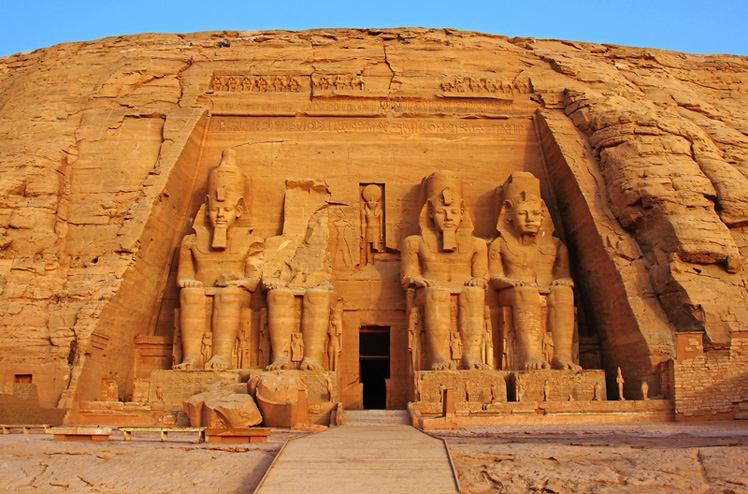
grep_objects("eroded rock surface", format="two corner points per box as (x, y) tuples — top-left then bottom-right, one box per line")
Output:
(0, 29), (747, 417)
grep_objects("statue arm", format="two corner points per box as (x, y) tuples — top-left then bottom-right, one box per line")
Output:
(378, 209), (384, 241)
(487, 238), (521, 290)
(466, 238), (488, 287)
(401, 236), (434, 289)
(551, 239), (574, 287)
(177, 235), (202, 288)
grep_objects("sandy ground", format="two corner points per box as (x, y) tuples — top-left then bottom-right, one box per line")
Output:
(440, 422), (748, 494)
(0, 429), (304, 494)
(1, 423), (747, 493)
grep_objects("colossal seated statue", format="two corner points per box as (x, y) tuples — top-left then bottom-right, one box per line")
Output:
(175, 149), (263, 370)
(489, 172), (581, 371)
(401, 170), (489, 370)
(260, 179), (336, 372)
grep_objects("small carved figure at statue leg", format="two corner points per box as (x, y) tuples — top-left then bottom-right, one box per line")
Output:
(617, 367), (625, 401)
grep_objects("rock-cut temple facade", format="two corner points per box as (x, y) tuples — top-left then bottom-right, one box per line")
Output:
(0, 29), (747, 427)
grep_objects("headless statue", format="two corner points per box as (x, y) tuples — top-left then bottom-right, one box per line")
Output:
(489, 172), (580, 371)
(175, 149), (262, 370)
(401, 170), (489, 370)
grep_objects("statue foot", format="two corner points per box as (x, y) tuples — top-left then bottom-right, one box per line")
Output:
(299, 357), (323, 371)
(174, 357), (199, 370)
(431, 360), (456, 371)
(522, 356), (551, 370)
(462, 356), (491, 370)
(204, 356), (231, 370)
(552, 356), (582, 371)
(266, 357), (293, 371)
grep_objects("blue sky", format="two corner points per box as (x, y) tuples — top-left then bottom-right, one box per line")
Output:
(1, 0), (746, 58)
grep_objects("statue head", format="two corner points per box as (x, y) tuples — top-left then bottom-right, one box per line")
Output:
(419, 170), (473, 251)
(206, 149), (247, 249)
(497, 172), (551, 240)
(507, 191), (544, 237)
(361, 184), (382, 209)
(428, 186), (463, 234)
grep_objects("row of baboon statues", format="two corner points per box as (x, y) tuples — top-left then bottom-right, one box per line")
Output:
(175, 149), (580, 373)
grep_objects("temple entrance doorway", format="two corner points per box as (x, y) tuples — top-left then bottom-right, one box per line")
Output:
(359, 326), (390, 409)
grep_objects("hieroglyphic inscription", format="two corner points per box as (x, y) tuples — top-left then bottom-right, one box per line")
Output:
(210, 96), (539, 116)
(210, 75), (304, 93)
(440, 77), (531, 95)
(210, 117), (530, 136)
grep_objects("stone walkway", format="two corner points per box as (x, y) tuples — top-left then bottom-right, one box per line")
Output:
(254, 412), (460, 494)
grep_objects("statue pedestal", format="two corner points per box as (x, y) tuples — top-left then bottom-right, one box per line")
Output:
(512, 369), (606, 402)
(149, 369), (252, 411)
(413, 369), (606, 406)
(149, 369), (340, 427)
(414, 370), (510, 404)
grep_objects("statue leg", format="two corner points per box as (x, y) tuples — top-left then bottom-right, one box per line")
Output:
(175, 287), (207, 369)
(423, 287), (454, 370)
(300, 287), (333, 370)
(501, 286), (548, 370)
(205, 287), (248, 370)
(459, 286), (489, 369)
(266, 289), (295, 370)
(548, 285), (581, 370)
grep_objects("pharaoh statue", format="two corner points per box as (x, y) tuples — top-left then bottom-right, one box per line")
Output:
(361, 184), (384, 265)
(401, 170), (489, 370)
(489, 171), (580, 371)
(175, 149), (263, 370)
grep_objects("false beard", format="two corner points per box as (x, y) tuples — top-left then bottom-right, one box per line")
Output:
(211, 225), (228, 249)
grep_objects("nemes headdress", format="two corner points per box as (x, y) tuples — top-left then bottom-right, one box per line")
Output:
(496, 171), (553, 237)
(500, 171), (542, 206)
(425, 170), (463, 202)
(418, 170), (474, 251)
(207, 149), (246, 205)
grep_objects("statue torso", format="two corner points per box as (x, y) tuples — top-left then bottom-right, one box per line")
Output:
(186, 228), (261, 286)
(491, 235), (559, 286)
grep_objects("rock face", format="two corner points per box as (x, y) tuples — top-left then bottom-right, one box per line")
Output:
(0, 29), (746, 422)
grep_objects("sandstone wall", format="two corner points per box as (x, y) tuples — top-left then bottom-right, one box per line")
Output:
(0, 29), (746, 418)
(674, 332), (748, 419)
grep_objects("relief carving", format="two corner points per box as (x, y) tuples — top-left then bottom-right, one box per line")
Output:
(489, 172), (580, 371)
(401, 171), (490, 370)
(360, 184), (385, 265)
(175, 149), (263, 370)
(330, 207), (356, 269)
(439, 76), (531, 96)
(327, 303), (343, 372)
(210, 74), (304, 93)
(312, 74), (366, 92)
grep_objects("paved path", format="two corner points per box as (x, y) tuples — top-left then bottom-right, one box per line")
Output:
(254, 422), (460, 494)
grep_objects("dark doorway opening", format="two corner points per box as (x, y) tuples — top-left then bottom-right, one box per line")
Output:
(359, 326), (390, 409)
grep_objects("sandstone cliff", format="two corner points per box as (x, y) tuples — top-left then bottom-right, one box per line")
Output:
(0, 29), (746, 418)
